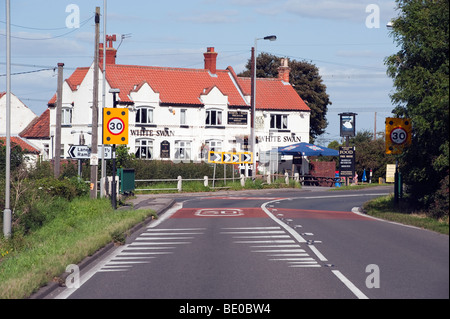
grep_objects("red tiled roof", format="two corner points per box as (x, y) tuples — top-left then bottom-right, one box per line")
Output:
(48, 67), (90, 105)
(237, 77), (310, 111)
(105, 64), (249, 107)
(20, 108), (50, 139)
(0, 136), (40, 154)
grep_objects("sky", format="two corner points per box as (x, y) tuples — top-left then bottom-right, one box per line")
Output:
(0, 0), (400, 145)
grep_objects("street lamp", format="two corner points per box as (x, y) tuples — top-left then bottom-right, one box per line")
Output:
(251, 35), (276, 180)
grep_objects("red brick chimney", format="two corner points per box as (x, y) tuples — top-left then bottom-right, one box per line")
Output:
(204, 47), (218, 74)
(278, 58), (291, 83)
(99, 35), (117, 65)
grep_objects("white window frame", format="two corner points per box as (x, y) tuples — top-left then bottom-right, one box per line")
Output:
(175, 140), (191, 160)
(135, 138), (153, 159)
(180, 109), (187, 125)
(61, 107), (72, 126)
(135, 106), (154, 125)
(270, 114), (288, 130)
(206, 109), (223, 126)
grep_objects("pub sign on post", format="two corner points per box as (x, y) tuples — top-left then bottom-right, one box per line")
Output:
(339, 146), (355, 178)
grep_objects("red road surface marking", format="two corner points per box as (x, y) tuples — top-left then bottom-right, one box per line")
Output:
(269, 208), (372, 220)
(171, 207), (268, 218)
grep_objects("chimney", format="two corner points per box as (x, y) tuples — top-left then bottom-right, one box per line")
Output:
(278, 58), (291, 83)
(204, 47), (218, 74)
(99, 35), (117, 65)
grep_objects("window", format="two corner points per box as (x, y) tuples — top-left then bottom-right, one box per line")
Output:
(180, 109), (187, 125)
(207, 140), (222, 153)
(270, 114), (288, 130)
(206, 109), (222, 126)
(62, 108), (72, 125)
(135, 139), (153, 159)
(136, 107), (154, 125)
(202, 140), (222, 159)
(175, 141), (191, 160)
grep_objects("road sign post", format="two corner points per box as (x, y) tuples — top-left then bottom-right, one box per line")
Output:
(385, 118), (411, 204)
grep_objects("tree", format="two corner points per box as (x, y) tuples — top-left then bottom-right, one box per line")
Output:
(385, 0), (449, 218)
(238, 53), (331, 141)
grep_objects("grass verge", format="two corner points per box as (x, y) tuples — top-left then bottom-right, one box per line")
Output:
(0, 197), (157, 299)
(363, 194), (449, 235)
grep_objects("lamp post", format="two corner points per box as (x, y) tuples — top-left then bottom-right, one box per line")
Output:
(251, 35), (276, 180)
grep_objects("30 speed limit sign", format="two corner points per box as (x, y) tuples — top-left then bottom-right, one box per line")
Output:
(390, 127), (408, 144)
(103, 108), (128, 145)
(385, 118), (412, 155)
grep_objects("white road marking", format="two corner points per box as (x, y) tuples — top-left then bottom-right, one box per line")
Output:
(332, 270), (369, 299)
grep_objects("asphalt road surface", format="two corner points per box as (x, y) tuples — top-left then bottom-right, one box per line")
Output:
(52, 186), (449, 301)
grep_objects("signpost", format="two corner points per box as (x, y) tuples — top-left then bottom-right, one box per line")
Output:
(208, 151), (253, 165)
(385, 118), (412, 204)
(103, 108), (129, 145)
(68, 145), (113, 159)
(339, 146), (355, 181)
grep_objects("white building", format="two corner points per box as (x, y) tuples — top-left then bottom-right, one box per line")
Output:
(0, 92), (37, 135)
(26, 42), (311, 173)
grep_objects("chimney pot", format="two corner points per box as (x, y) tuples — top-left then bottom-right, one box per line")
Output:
(278, 58), (291, 83)
(204, 47), (218, 74)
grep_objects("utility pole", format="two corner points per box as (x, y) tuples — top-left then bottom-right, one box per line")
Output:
(3, 0), (11, 238)
(100, 0), (107, 198)
(90, 7), (100, 199)
(54, 62), (64, 179)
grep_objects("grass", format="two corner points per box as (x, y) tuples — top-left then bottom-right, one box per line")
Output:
(0, 197), (157, 299)
(363, 194), (449, 235)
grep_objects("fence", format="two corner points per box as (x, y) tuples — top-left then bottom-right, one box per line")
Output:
(134, 172), (302, 192)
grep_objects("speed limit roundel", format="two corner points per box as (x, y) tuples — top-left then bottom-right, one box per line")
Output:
(390, 127), (408, 144)
(107, 117), (125, 135)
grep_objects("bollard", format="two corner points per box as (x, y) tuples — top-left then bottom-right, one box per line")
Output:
(204, 176), (208, 187)
(285, 172), (289, 185)
(240, 174), (245, 187)
(177, 176), (182, 192)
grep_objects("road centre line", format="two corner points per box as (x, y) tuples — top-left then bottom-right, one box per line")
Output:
(234, 240), (296, 244)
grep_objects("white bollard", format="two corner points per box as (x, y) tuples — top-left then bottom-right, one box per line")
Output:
(204, 176), (208, 187)
(177, 176), (182, 192)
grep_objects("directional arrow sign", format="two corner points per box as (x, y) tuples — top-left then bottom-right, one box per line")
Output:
(68, 145), (91, 159)
(208, 151), (222, 164)
(240, 152), (253, 164)
(232, 154), (240, 163)
(222, 153), (232, 163)
(68, 145), (113, 159)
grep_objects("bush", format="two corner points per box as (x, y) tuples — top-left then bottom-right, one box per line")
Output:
(36, 177), (89, 201)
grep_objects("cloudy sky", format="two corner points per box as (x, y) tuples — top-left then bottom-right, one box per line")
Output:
(1, 0), (399, 144)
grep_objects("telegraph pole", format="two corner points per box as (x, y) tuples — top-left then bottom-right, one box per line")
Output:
(3, 0), (11, 238)
(90, 7), (100, 198)
(54, 62), (64, 179)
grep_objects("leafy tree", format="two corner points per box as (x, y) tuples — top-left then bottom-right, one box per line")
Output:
(385, 0), (449, 217)
(238, 53), (331, 141)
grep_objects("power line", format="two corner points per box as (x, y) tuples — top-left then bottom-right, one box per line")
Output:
(0, 16), (93, 41)
(0, 68), (54, 77)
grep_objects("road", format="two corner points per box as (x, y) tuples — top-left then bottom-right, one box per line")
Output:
(52, 186), (449, 302)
